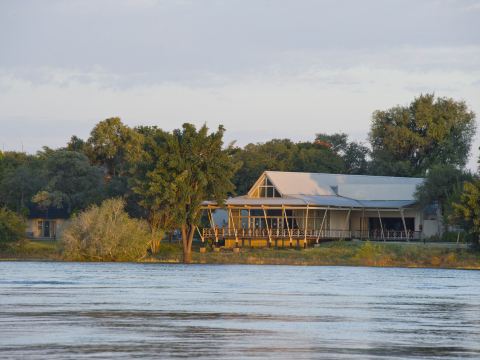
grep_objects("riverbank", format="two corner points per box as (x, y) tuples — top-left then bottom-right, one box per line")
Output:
(2, 240), (479, 269)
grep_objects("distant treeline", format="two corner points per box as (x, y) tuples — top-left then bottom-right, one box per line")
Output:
(0, 93), (479, 260)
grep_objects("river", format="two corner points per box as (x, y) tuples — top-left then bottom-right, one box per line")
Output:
(0, 262), (479, 359)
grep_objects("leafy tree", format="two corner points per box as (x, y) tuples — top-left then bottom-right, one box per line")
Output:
(0, 207), (26, 248)
(231, 139), (298, 194)
(133, 123), (237, 263)
(66, 135), (88, 153)
(452, 179), (480, 247)
(86, 117), (143, 178)
(315, 133), (369, 174)
(129, 126), (173, 251)
(33, 150), (104, 215)
(62, 198), (157, 261)
(293, 142), (345, 173)
(415, 165), (472, 230)
(231, 137), (355, 194)
(0, 153), (45, 213)
(369, 94), (476, 176)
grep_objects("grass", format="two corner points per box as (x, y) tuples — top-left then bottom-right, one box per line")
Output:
(0, 240), (61, 261)
(152, 240), (480, 269)
(1, 239), (479, 269)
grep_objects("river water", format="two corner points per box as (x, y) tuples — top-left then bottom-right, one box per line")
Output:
(0, 262), (479, 359)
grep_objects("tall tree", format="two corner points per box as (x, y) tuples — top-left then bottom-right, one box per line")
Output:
(452, 179), (480, 247)
(0, 152), (45, 214)
(369, 94), (476, 176)
(32, 150), (104, 215)
(315, 133), (369, 174)
(86, 117), (143, 178)
(133, 123), (238, 263)
(415, 165), (472, 231)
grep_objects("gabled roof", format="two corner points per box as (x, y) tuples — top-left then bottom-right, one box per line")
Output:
(203, 171), (424, 209)
(263, 171), (423, 201)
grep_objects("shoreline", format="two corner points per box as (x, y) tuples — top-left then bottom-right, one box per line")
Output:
(1, 240), (479, 270)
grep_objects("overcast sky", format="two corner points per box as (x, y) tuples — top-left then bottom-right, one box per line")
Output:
(1, 0), (479, 169)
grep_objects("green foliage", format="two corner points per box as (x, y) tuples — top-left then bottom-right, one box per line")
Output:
(0, 152), (45, 213)
(33, 150), (105, 215)
(415, 165), (472, 221)
(61, 198), (157, 261)
(369, 94), (476, 176)
(86, 117), (143, 177)
(0, 208), (26, 247)
(452, 179), (480, 245)
(132, 123), (238, 263)
(231, 134), (366, 195)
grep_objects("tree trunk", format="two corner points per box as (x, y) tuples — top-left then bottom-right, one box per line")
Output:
(181, 224), (195, 263)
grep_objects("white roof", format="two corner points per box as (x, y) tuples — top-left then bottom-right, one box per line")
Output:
(265, 171), (423, 201)
(203, 171), (424, 209)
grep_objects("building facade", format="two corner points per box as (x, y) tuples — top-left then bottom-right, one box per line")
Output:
(201, 171), (442, 248)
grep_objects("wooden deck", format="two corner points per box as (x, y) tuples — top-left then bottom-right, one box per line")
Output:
(201, 227), (422, 247)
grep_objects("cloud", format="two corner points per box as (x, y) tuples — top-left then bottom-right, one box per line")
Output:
(0, 57), (478, 170)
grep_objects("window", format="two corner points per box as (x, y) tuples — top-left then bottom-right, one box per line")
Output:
(252, 177), (280, 198)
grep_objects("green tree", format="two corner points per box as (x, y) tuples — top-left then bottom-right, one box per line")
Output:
(452, 179), (480, 247)
(0, 207), (26, 248)
(231, 139), (297, 194)
(315, 133), (369, 174)
(0, 153), (45, 213)
(369, 94), (476, 176)
(415, 165), (472, 230)
(33, 150), (104, 215)
(62, 198), (157, 261)
(293, 141), (345, 173)
(86, 117), (143, 178)
(133, 123), (237, 263)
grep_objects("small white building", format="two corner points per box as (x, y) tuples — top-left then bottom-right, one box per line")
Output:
(202, 171), (441, 247)
(26, 207), (69, 240)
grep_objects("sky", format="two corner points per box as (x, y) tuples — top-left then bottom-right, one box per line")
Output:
(0, 0), (479, 170)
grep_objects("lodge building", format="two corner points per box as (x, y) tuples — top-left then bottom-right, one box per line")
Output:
(201, 171), (441, 248)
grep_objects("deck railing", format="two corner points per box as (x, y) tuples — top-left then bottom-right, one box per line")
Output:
(202, 228), (421, 241)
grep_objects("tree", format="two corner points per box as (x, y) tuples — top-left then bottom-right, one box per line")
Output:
(0, 153), (45, 214)
(65, 135), (87, 153)
(293, 141), (345, 173)
(231, 139), (298, 194)
(62, 198), (157, 261)
(369, 94), (476, 176)
(0, 208), (25, 248)
(129, 126), (173, 252)
(33, 150), (104, 215)
(315, 133), (369, 174)
(133, 123), (238, 263)
(86, 117), (143, 178)
(415, 165), (472, 231)
(452, 179), (480, 247)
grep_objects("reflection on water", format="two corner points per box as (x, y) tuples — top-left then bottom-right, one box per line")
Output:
(0, 262), (479, 359)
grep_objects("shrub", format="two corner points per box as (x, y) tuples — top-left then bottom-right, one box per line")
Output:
(0, 208), (26, 248)
(61, 198), (160, 261)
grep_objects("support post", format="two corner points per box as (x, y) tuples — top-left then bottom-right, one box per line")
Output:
(195, 226), (205, 243)
(400, 208), (409, 242)
(316, 208), (328, 243)
(344, 208), (352, 239)
(228, 208), (239, 246)
(304, 206), (309, 244)
(282, 206), (293, 246)
(377, 209), (385, 242)
(263, 207), (272, 246)
(208, 208), (219, 243)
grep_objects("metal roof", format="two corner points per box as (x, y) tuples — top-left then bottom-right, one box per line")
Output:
(203, 171), (424, 209)
(265, 171), (423, 200)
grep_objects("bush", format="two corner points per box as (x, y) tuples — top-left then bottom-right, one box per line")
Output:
(0, 208), (26, 248)
(61, 198), (160, 261)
